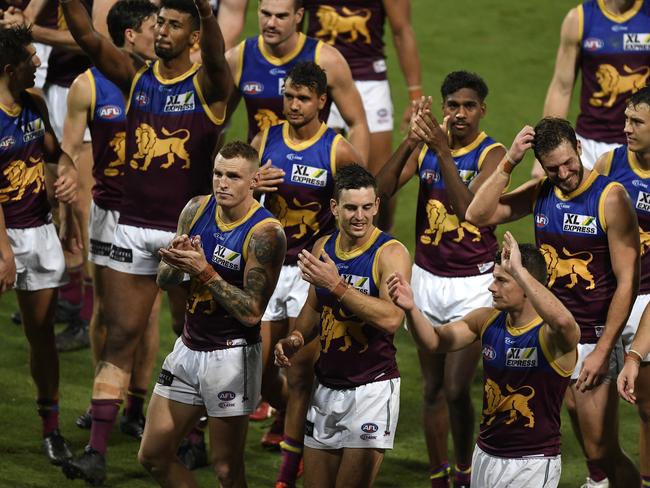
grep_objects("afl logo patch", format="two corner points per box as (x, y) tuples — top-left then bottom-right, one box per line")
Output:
(242, 81), (264, 95)
(218, 391), (236, 401)
(0, 136), (15, 150)
(135, 91), (149, 107)
(361, 423), (378, 433)
(535, 214), (548, 228)
(98, 105), (122, 119)
(583, 37), (604, 51)
(482, 345), (496, 361)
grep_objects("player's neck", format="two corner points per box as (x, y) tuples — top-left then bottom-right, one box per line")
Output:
(603, 0), (636, 15)
(337, 226), (376, 253)
(634, 148), (650, 169)
(506, 301), (539, 329)
(450, 129), (480, 150)
(156, 53), (194, 80)
(217, 196), (255, 224)
(264, 32), (300, 59)
(287, 117), (322, 141)
(0, 81), (19, 109)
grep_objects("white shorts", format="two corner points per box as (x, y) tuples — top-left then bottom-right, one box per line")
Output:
(34, 43), (51, 90)
(153, 337), (262, 417)
(43, 82), (91, 142)
(88, 202), (119, 267)
(571, 341), (624, 381)
(262, 264), (309, 321)
(327, 80), (393, 133)
(108, 223), (176, 276)
(576, 134), (620, 170)
(8, 223), (66, 291)
(471, 445), (561, 488)
(304, 378), (400, 450)
(621, 293), (650, 362)
(411, 263), (494, 326)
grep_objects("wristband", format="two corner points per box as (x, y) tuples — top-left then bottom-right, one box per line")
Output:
(331, 277), (350, 301)
(501, 153), (519, 175)
(408, 85), (423, 101)
(195, 265), (216, 284)
(628, 349), (644, 364)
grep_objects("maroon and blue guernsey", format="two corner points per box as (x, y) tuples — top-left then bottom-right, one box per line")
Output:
(576, 0), (650, 144)
(235, 33), (329, 141)
(314, 228), (402, 389)
(182, 196), (279, 350)
(478, 310), (573, 458)
(122, 61), (226, 231)
(0, 92), (50, 229)
(533, 172), (621, 343)
(600, 146), (650, 294)
(86, 67), (125, 212)
(258, 121), (341, 264)
(303, 0), (387, 81)
(415, 132), (501, 277)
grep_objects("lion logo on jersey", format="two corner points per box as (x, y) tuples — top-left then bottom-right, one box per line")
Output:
(539, 244), (595, 290)
(420, 199), (481, 246)
(130, 124), (191, 171)
(640, 229), (650, 256)
(186, 282), (216, 315)
(0, 157), (45, 203)
(589, 64), (650, 108)
(482, 378), (535, 429)
(321, 306), (368, 353)
(104, 131), (126, 177)
(254, 109), (282, 131)
(268, 194), (321, 239)
(315, 6), (372, 45)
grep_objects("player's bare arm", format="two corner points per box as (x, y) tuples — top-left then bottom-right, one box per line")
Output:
(274, 286), (321, 368)
(618, 304), (650, 404)
(334, 136), (365, 169)
(224, 42), (244, 118)
(217, 0), (247, 50)
(62, 74), (91, 172)
(319, 44), (370, 164)
(0, 206), (16, 294)
(61, 0), (141, 94)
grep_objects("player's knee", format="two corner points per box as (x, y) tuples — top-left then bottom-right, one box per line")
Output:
(138, 445), (164, 474)
(212, 458), (240, 486)
(444, 381), (472, 404)
(422, 379), (444, 407)
(637, 398), (650, 423)
(287, 367), (314, 393)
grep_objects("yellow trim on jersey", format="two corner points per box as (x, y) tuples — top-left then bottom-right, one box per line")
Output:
(479, 309), (502, 339)
(506, 314), (543, 336)
(188, 195), (212, 231)
(234, 40), (245, 87)
(599, 149), (616, 176)
(553, 169), (599, 201)
(193, 76), (226, 126)
(281, 121), (329, 151)
(0, 99), (22, 116)
(598, 181), (624, 233)
(538, 326), (575, 377)
(628, 150), (650, 178)
(335, 227), (381, 260)
(577, 4), (584, 42)
(450, 131), (487, 158)
(330, 134), (342, 177)
(597, 0), (643, 23)
(314, 40), (324, 65)
(153, 61), (201, 85)
(258, 127), (270, 160)
(86, 69), (96, 122)
(216, 200), (262, 232)
(417, 144), (428, 170)
(125, 62), (150, 114)
(477, 142), (505, 172)
(242, 217), (281, 261)
(258, 33), (307, 66)
(371, 239), (405, 287)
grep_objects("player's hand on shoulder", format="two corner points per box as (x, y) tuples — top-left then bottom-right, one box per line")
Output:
(386, 271), (414, 311)
(256, 159), (285, 193)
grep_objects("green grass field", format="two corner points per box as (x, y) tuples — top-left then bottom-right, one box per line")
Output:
(0, 1), (643, 486)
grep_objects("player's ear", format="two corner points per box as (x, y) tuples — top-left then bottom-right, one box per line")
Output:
(576, 139), (582, 157)
(330, 197), (338, 218)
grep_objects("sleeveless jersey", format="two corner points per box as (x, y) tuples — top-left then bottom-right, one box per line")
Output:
(533, 172), (621, 343)
(576, 0), (650, 143)
(121, 61), (225, 231)
(304, 0), (387, 81)
(415, 132), (502, 277)
(235, 33), (330, 141)
(314, 228), (401, 389)
(182, 196), (279, 351)
(600, 145), (650, 294)
(259, 122), (341, 264)
(478, 311), (573, 458)
(86, 67), (125, 212)
(0, 92), (51, 229)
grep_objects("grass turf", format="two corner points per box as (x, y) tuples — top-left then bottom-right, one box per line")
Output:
(0, 0), (642, 486)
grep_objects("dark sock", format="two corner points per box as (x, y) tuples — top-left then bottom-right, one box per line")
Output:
(430, 462), (450, 488)
(124, 388), (146, 419)
(89, 399), (121, 455)
(454, 462), (471, 486)
(37, 398), (59, 437)
(277, 436), (303, 485)
(642, 474), (650, 487)
(586, 460), (607, 482)
(80, 278), (93, 322)
(59, 267), (83, 307)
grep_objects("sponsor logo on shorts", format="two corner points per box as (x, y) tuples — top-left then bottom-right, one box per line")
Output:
(583, 37), (604, 51)
(217, 390), (236, 408)
(164, 91), (195, 112)
(636, 191), (650, 212)
(242, 81), (264, 95)
(421, 169), (439, 184)
(482, 345), (496, 361)
(135, 91), (150, 106)
(458, 169), (477, 184)
(305, 420), (314, 437)
(109, 245), (133, 263)
(0, 136), (15, 150)
(22, 118), (45, 142)
(212, 244), (242, 270)
(506, 347), (538, 367)
(623, 33), (650, 51)
(342, 274), (370, 295)
(535, 214), (548, 228)
(290, 164), (328, 187)
(98, 105), (122, 119)
(90, 239), (112, 257)
(360, 422), (379, 440)
(562, 213), (597, 234)
(157, 369), (174, 386)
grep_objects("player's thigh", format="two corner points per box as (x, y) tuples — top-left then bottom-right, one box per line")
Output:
(635, 363), (650, 415)
(571, 380), (620, 453)
(102, 268), (159, 336)
(207, 415), (249, 465)
(443, 342), (481, 400)
(304, 447), (342, 488)
(336, 448), (384, 488)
